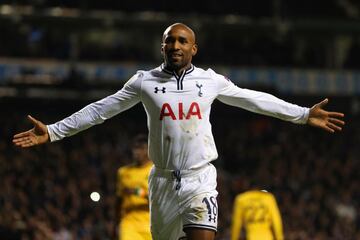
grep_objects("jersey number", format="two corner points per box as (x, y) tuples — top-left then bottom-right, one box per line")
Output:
(202, 196), (218, 223)
(243, 204), (269, 224)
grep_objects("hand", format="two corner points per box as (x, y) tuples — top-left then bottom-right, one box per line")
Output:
(307, 98), (345, 133)
(13, 115), (50, 147)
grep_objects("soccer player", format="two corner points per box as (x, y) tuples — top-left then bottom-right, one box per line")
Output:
(13, 23), (345, 240)
(231, 189), (284, 240)
(115, 134), (152, 240)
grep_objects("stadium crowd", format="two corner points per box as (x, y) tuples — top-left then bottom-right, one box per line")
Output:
(2, 22), (360, 70)
(2, 0), (360, 70)
(1, 1), (359, 239)
(0, 99), (358, 240)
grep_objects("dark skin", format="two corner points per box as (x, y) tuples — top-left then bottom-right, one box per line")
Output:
(161, 23), (198, 76)
(13, 23), (345, 240)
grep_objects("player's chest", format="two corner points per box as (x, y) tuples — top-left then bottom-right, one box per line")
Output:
(121, 169), (149, 187)
(141, 77), (216, 105)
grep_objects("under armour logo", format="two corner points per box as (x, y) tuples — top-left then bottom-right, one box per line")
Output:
(208, 216), (216, 223)
(154, 87), (166, 93)
(196, 82), (203, 97)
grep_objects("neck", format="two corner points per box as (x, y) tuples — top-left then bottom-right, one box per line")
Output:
(164, 63), (192, 76)
(136, 159), (151, 167)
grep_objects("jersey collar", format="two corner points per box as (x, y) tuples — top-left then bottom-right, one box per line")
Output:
(160, 63), (195, 90)
(160, 63), (195, 78)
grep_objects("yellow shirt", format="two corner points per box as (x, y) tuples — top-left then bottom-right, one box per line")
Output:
(116, 161), (152, 215)
(231, 190), (284, 240)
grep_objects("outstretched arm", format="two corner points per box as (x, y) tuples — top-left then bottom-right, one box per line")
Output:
(13, 115), (49, 148)
(13, 73), (142, 146)
(307, 98), (345, 133)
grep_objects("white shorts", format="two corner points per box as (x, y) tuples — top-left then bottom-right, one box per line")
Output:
(148, 163), (218, 240)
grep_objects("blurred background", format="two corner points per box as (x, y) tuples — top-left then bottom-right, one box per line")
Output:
(0, 0), (359, 239)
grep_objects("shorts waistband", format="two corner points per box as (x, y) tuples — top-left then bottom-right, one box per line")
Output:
(151, 163), (211, 179)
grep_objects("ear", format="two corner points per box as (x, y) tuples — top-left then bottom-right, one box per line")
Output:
(192, 44), (198, 56)
(161, 43), (165, 54)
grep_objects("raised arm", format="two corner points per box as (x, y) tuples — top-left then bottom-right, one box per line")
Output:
(13, 72), (143, 147)
(307, 98), (345, 133)
(13, 115), (49, 148)
(214, 70), (345, 130)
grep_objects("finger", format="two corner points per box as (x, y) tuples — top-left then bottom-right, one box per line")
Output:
(13, 141), (24, 146)
(13, 136), (33, 143)
(317, 98), (329, 108)
(13, 137), (27, 143)
(329, 117), (345, 126)
(322, 125), (335, 133)
(13, 140), (24, 145)
(27, 115), (38, 125)
(13, 137), (28, 144)
(326, 122), (342, 131)
(328, 112), (345, 118)
(14, 138), (36, 146)
(14, 138), (31, 145)
(20, 142), (35, 148)
(13, 131), (31, 139)
(14, 140), (29, 146)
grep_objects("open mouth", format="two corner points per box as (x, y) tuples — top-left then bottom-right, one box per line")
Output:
(169, 52), (182, 58)
(169, 55), (182, 63)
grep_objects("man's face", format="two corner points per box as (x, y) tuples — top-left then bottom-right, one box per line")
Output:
(161, 25), (197, 71)
(132, 143), (148, 163)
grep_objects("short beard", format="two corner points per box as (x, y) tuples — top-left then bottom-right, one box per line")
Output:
(164, 58), (187, 72)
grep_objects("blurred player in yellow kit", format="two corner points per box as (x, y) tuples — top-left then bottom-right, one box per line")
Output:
(231, 187), (284, 240)
(115, 134), (152, 240)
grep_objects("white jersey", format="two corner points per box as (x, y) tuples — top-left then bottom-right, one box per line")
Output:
(47, 64), (309, 170)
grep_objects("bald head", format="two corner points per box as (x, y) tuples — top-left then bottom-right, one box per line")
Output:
(162, 23), (196, 43)
(161, 23), (198, 74)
